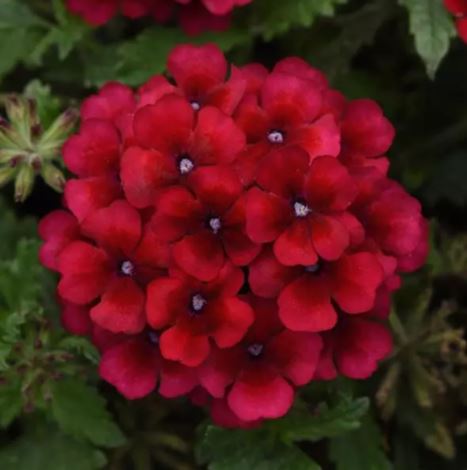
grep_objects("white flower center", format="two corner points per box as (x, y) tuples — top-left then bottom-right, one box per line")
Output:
(179, 157), (194, 174)
(247, 343), (264, 357)
(294, 201), (311, 218)
(191, 101), (201, 111)
(120, 260), (134, 276)
(209, 217), (222, 234)
(267, 130), (284, 144)
(191, 294), (207, 313)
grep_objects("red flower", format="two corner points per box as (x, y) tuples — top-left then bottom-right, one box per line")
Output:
(146, 263), (254, 366)
(99, 331), (197, 399)
(246, 147), (357, 266)
(150, 171), (259, 280)
(444, 0), (467, 43)
(199, 296), (322, 421)
(57, 200), (168, 333)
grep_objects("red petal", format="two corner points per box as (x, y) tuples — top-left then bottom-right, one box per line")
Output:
(159, 325), (210, 367)
(120, 146), (176, 208)
(63, 119), (120, 177)
(58, 241), (111, 305)
(192, 106), (245, 165)
(81, 200), (141, 257)
(64, 176), (121, 222)
(146, 277), (187, 329)
(245, 188), (291, 243)
(330, 252), (384, 314)
(60, 302), (92, 336)
(173, 231), (224, 281)
(132, 226), (171, 269)
(99, 338), (160, 399)
(269, 330), (323, 385)
(159, 361), (198, 398)
(90, 277), (146, 334)
(278, 275), (337, 332)
(273, 57), (328, 89)
(310, 215), (349, 261)
(223, 227), (261, 266)
(133, 95), (193, 153)
(304, 156), (356, 212)
(228, 366), (294, 421)
(274, 220), (318, 266)
(211, 398), (262, 429)
(205, 67), (246, 115)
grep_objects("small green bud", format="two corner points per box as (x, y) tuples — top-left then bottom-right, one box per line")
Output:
(39, 107), (79, 153)
(14, 164), (35, 202)
(41, 163), (66, 192)
(0, 165), (16, 187)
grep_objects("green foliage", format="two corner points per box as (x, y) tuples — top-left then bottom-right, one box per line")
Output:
(400, 0), (456, 78)
(329, 415), (391, 470)
(51, 379), (126, 448)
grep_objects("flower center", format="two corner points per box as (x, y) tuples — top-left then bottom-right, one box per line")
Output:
(208, 217), (222, 234)
(305, 263), (321, 274)
(293, 200), (311, 218)
(120, 260), (135, 276)
(267, 130), (284, 144)
(191, 294), (207, 313)
(147, 330), (159, 344)
(178, 156), (194, 175)
(247, 343), (264, 357)
(190, 100), (201, 111)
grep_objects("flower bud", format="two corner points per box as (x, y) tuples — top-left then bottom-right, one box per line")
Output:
(39, 108), (79, 152)
(14, 164), (35, 202)
(0, 166), (16, 187)
(41, 163), (66, 192)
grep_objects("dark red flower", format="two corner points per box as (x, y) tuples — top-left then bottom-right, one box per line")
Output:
(150, 171), (259, 280)
(57, 200), (168, 333)
(444, 0), (467, 43)
(199, 296), (322, 421)
(246, 147), (357, 266)
(146, 263), (254, 366)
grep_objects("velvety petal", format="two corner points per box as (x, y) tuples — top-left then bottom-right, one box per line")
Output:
(81, 200), (141, 257)
(304, 156), (356, 212)
(269, 330), (323, 385)
(120, 146), (176, 208)
(63, 119), (120, 177)
(133, 226), (171, 269)
(233, 143), (269, 187)
(137, 75), (177, 108)
(211, 398), (262, 429)
(133, 95), (193, 153)
(60, 302), (92, 336)
(313, 333), (338, 380)
(223, 227), (261, 266)
(58, 241), (111, 305)
(192, 106), (246, 165)
(330, 252), (384, 314)
(278, 275), (337, 332)
(249, 247), (299, 298)
(309, 215), (349, 261)
(245, 188), (291, 243)
(64, 176), (121, 222)
(255, 146), (309, 198)
(188, 165), (242, 214)
(159, 361), (198, 398)
(205, 66), (246, 115)
(173, 231), (224, 281)
(209, 297), (254, 348)
(146, 277), (186, 329)
(90, 277), (146, 334)
(228, 366), (294, 421)
(274, 219), (318, 266)
(159, 325), (210, 367)
(99, 338), (160, 399)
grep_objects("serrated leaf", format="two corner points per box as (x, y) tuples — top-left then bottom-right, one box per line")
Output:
(272, 395), (369, 442)
(59, 336), (100, 364)
(400, 0), (455, 78)
(0, 0), (48, 28)
(196, 425), (320, 470)
(250, 0), (348, 40)
(0, 383), (22, 428)
(0, 421), (106, 470)
(51, 378), (125, 448)
(329, 414), (391, 470)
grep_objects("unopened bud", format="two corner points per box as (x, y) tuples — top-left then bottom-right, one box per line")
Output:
(0, 165), (16, 187)
(41, 163), (65, 192)
(14, 164), (35, 202)
(4, 95), (23, 122)
(39, 108), (79, 149)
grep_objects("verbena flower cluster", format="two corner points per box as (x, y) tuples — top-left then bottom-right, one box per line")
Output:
(39, 44), (428, 428)
(66, 0), (251, 34)
(444, 0), (467, 43)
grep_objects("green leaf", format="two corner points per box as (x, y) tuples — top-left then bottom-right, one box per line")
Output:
(0, 0), (47, 28)
(196, 425), (320, 470)
(400, 0), (455, 78)
(328, 414), (391, 470)
(272, 395), (369, 442)
(0, 383), (22, 428)
(250, 0), (348, 40)
(0, 420), (106, 470)
(23, 80), (62, 128)
(51, 378), (126, 448)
